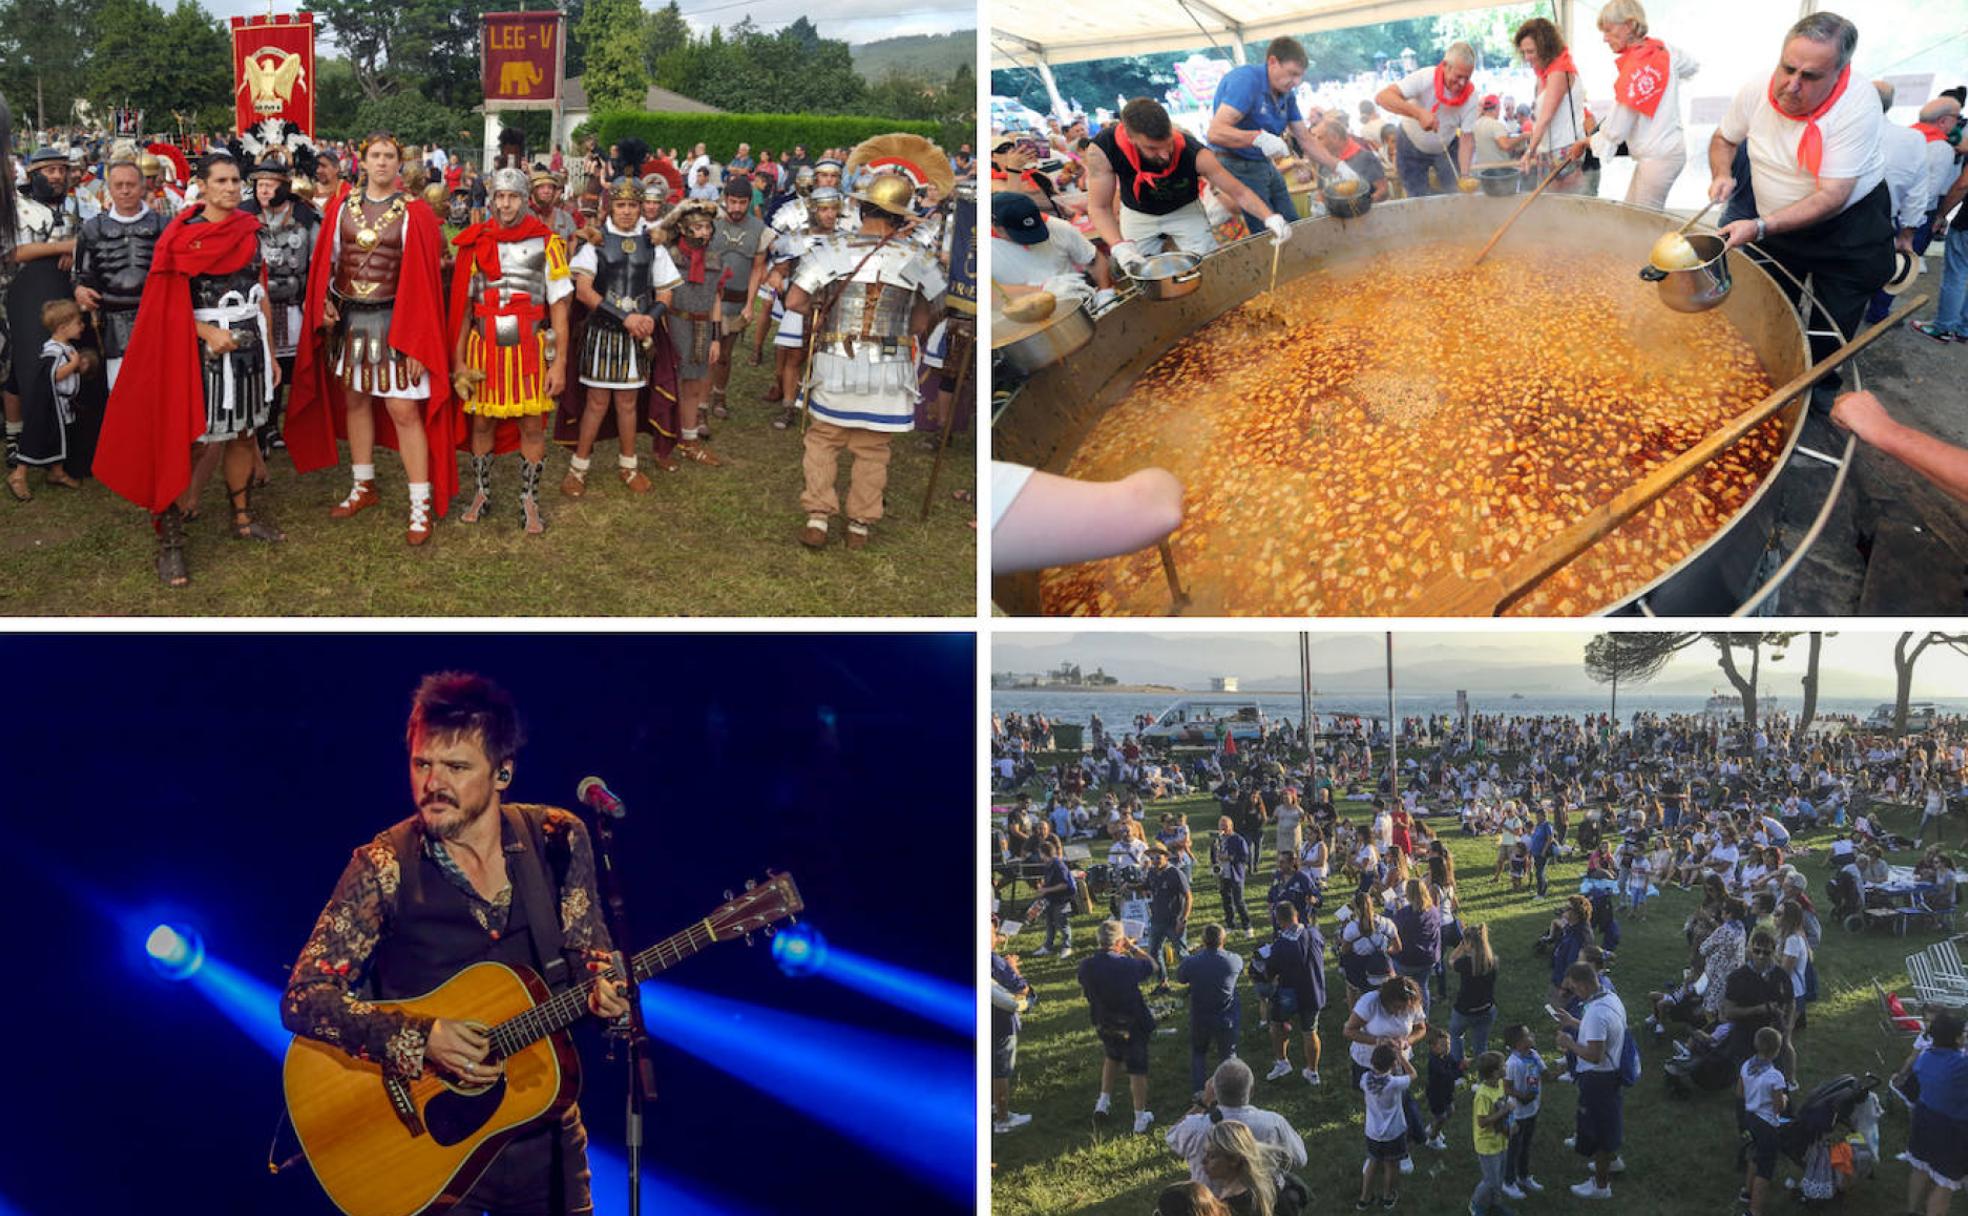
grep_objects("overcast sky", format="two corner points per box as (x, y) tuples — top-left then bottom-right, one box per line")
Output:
(992, 631), (1968, 699)
(205, 0), (973, 49)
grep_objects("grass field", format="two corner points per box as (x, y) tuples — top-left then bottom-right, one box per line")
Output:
(991, 757), (1948, 1216)
(0, 356), (976, 616)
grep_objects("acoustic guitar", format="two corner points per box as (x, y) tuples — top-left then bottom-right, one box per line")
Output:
(283, 872), (803, 1216)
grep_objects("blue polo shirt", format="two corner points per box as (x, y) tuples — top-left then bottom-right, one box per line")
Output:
(1176, 946), (1244, 1027)
(1210, 62), (1302, 161)
(1214, 831), (1251, 885)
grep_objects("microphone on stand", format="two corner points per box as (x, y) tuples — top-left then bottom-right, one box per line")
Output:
(577, 776), (627, 819)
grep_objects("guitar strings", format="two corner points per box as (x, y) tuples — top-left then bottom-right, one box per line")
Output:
(486, 920), (720, 1059)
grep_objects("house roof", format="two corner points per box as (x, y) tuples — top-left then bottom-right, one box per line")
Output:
(560, 76), (723, 114)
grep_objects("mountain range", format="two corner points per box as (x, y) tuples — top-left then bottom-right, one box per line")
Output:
(851, 31), (975, 82)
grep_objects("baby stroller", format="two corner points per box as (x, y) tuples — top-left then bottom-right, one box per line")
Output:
(1780, 1073), (1880, 1202)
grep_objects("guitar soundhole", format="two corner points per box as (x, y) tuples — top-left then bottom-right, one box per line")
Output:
(424, 1076), (507, 1147)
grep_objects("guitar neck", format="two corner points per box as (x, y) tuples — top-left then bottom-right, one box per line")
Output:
(488, 922), (721, 1058)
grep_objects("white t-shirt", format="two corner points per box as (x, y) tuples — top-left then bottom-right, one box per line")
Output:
(1881, 121), (1934, 228)
(1925, 139), (1960, 212)
(1360, 1068), (1412, 1142)
(1349, 990), (1422, 1068)
(1471, 115), (1513, 165)
(1718, 73), (1885, 217)
(990, 216), (1095, 286)
(1741, 1056), (1786, 1125)
(1395, 65), (1483, 156)
(1575, 990), (1627, 1073)
(989, 460), (1036, 531)
(1782, 932), (1810, 998)
(1530, 70), (1589, 155)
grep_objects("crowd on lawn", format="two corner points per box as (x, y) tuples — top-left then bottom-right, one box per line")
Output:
(990, 708), (1968, 1216)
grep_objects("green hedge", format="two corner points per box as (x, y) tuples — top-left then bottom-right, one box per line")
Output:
(583, 111), (943, 161)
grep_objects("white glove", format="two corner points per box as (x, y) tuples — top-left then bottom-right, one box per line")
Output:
(1253, 131), (1291, 159)
(1112, 241), (1147, 274)
(1265, 213), (1291, 245)
(1040, 272), (1094, 303)
(1333, 159), (1360, 183)
(1589, 129), (1619, 163)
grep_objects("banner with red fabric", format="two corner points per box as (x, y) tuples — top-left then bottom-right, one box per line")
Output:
(481, 12), (563, 107)
(230, 13), (315, 137)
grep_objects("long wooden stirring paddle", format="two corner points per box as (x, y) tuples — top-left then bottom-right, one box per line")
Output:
(1471, 147), (1584, 267)
(1394, 293), (1928, 616)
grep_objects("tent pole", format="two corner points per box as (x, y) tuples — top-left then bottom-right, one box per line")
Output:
(1036, 57), (1069, 121)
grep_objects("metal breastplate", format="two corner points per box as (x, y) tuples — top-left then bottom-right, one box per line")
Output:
(826, 277), (914, 343)
(259, 213), (313, 304)
(711, 217), (759, 279)
(468, 235), (549, 306)
(84, 210), (165, 306)
(595, 231), (655, 314)
(190, 254), (264, 310)
(332, 195), (407, 302)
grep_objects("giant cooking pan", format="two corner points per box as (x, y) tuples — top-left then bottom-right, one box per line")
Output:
(991, 194), (1823, 617)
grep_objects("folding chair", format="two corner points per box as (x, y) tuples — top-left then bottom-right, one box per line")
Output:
(1875, 978), (1928, 1038)
(1906, 951), (1968, 1009)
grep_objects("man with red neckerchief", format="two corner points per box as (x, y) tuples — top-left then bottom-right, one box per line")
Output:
(1084, 97), (1288, 275)
(448, 166), (573, 536)
(1708, 11), (1890, 398)
(1375, 42), (1484, 198)
(286, 131), (458, 546)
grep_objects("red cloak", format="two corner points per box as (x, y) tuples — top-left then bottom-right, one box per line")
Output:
(286, 183), (460, 515)
(94, 207), (263, 514)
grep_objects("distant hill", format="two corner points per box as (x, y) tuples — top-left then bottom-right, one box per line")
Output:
(851, 31), (975, 82)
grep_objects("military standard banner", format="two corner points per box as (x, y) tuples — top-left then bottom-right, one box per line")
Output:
(481, 11), (563, 107)
(230, 12), (315, 136)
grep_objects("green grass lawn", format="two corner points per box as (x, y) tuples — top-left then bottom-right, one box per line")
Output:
(0, 356), (975, 616)
(992, 763), (1948, 1216)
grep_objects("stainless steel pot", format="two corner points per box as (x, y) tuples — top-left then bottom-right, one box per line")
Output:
(1639, 232), (1733, 313)
(1321, 181), (1373, 218)
(991, 195), (1820, 616)
(1476, 165), (1521, 197)
(990, 294), (1094, 375)
(1128, 251), (1204, 301)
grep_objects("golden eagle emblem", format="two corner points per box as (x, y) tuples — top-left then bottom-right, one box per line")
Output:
(239, 47), (307, 115)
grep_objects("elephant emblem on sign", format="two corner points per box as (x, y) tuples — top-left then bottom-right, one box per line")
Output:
(499, 60), (543, 95)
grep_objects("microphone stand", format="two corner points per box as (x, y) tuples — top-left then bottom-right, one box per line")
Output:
(589, 805), (657, 1216)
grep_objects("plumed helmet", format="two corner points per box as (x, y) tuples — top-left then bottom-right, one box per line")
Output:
(423, 182), (447, 210)
(488, 166), (529, 197)
(846, 132), (955, 218)
(639, 174), (668, 202)
(138, 153), (161, 176)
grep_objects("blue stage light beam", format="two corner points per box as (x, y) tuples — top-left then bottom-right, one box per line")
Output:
(636, 980), (974, 1200)
(815, 944), (974, 1037)
(585, 1147), (760, 1216)
(0, 1192), (33, 1216)
(138, 921), (289, 1057)
(770, 924), (971, 1036)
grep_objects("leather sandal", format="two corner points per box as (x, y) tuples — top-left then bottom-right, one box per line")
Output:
(798, 516), (830, 549)
(228, 485), (286, 542)
(406, 498), (434, 546)
(6, 467), (30, 502)
(619, 468), (652, 493)
(710, 392), (729, 419)
(45, 468), (83, 489)
(677, 441), (722, 467)
(461, 454), (494, 522)
(845, 521), (872, 551)
(155, 505), (189, 587)
(329, 479), (379, 518)
(561, 469), (588, 499)
(519, 460), (547, 535)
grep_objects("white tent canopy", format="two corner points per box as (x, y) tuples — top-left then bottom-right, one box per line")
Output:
(990, 0), (1568, 70)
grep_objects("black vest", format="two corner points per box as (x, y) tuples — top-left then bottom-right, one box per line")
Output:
(183, 216), (266, 310)
(1095, 126), (1203, 217)
(366, 804), (574, 1002)
(77, 207), (167, 309)
(592, 228), (658, 326)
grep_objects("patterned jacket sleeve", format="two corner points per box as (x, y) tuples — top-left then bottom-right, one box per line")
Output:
(542, 806), (615, 956)
(280, 835), (435, 1079)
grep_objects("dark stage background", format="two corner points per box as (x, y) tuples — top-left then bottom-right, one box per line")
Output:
(0, 633), (975, 1216)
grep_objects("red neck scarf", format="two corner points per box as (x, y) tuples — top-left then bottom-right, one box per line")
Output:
(1340, 137), (1365, 160)
(1913, 121), (1949, 143)
(95, 208), (264, 513)
(1432, 63), (1474, 112)
(1614, 38), (1672, 117)
(451, 212), (553, 283)
(679, 235), (714, 284)
(1535, 49), (1578, 87)
(1767, 64), (1852, 179)
(1112, 124), (1185, 202)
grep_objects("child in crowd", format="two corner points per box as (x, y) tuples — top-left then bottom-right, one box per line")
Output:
(1359, 1042), (1415, 1211)
(20, 299), (90, 490)
(1625, 842), (1654, 921)
(1424, 1025), (1460, 1151)
(1509, 842), (1529, 891)
(1501, 1023), (1544, 1197)
(1468, 1051), (1516, 1216)
(1738, 1026), (1787, 1216)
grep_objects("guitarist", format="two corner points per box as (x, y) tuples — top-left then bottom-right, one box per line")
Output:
(280, 671), (631, 1215)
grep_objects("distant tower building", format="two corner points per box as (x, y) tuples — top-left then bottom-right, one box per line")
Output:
(1211, 676), (1240, 692)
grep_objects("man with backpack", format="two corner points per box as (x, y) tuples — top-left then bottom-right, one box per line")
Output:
(1555, 960), (1630, 1199)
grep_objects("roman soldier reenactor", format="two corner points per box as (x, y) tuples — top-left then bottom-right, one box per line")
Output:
(707, 176), (769, 420)
(286, 131), (457, 546)
(650, 199), (725, 467)
(783, 135), (951, 551)
(245, 156), (320, 457)
(564, 177), (682, 493)
(528, 170), (577, 243)
(447, 166), (573, 535)
(761, 184), (846, 429)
